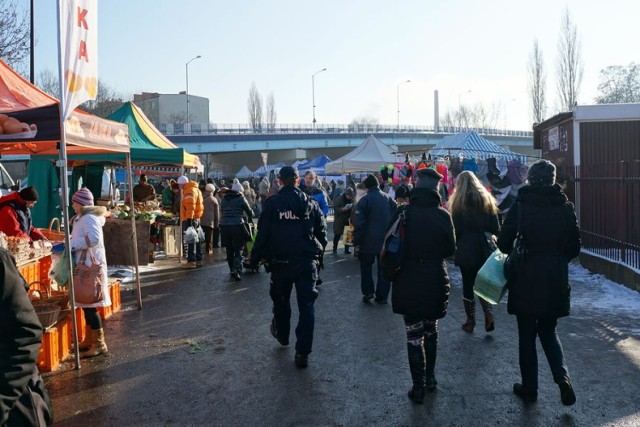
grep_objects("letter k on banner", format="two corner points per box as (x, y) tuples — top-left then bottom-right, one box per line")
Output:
(58, 0), (98, 120)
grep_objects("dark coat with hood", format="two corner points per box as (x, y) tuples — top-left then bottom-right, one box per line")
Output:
(353, 187), (397, 254)
(391, 189), (456, 320)
(497, 184), (581, 319)
(251, 185), (327, 263)
(452, 210), (500, 271)
(332, 192), (353, 234)
(220, 191), (253, 226)
(0, 248), (49, 425)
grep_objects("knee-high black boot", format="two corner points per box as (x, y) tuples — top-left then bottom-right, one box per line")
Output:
(407, 343), (426, 403)
(424, 332), (438, 391)
(332, 234), (340, 253)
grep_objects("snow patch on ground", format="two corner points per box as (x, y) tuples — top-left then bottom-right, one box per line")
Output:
(569, 263), (640, 314)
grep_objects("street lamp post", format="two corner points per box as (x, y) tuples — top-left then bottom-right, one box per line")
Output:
(185, 55), (202, 130)
(396, 79), (411, 131)
(312, 68), (327, 130)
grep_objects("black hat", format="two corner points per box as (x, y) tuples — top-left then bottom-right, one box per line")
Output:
(395, 185), (411, 200)
(415, 167), (443, 190)
(278, 166), (298, 180)
(18, 186), (39, 202)
(527, 159), (556, 186)
(364, 174), (379, 189)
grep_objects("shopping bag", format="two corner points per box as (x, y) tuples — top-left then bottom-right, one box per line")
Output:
(184, 226), (198, 244)
(474, 249), (508, 304)
(53, 247), (72, 286)
(342, 225), (354, 246)
(197, 226), (205, 243)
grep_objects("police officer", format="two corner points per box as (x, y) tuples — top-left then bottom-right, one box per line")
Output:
(250, 166), (327, 369)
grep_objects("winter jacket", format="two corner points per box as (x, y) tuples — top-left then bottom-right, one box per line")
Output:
(452, 210), (500, 271)
(497, 184), (581, 319)
(391, 189), (456, 320)
(201, 190), (220, 228)
(300, 182), (329, 216)
(243, 186), (257, 209)
(70, 206), (111, 308)
(0, 249), (44, 425)
(353, 187), (397, 254)
(259, 178), (270, 196)
(132, 182), (156, 202)
(251, 185), (327, 263)
(220, 192), (253, 226)
(180, 181), (204, 222)
(161, 186), (174, 208)
(0, 193), (45, 241)
(332, 193), (353, 234)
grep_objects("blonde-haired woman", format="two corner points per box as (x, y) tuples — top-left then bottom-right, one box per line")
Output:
(449, 170), (500, 333)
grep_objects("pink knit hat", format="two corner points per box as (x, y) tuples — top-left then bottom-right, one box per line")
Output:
(72, 188), (94, 206)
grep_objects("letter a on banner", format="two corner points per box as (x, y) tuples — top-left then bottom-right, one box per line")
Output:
(59, 0), (98, 120)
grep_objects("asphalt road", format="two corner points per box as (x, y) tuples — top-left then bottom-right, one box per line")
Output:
(45, 239), (640, 426)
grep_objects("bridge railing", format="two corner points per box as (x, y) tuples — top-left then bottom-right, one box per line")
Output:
(160, 123), (533, 138)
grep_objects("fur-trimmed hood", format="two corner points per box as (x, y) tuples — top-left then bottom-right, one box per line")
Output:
(80, 206), (108, 216)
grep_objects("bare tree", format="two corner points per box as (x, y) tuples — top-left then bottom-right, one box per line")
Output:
(440, 103), (500, 130)
(166, 112), (187, 127)
(555, 8), (583, 111)
(36, 68), (59, 97)
(595, 63), (640, 104)
(528, 39), (547, 124)
(265, 92), (277, 131)
(247, 82), (263, 132)
(80, 79), (127, 118)
(0, 1), (29, 74)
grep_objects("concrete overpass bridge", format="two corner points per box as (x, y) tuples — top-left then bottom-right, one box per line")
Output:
(165, 124), (536, 175)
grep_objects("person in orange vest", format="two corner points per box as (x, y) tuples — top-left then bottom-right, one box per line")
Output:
(178, 176), (204, 269)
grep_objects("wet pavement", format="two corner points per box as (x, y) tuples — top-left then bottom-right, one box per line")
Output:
(45, 236), (640, 426)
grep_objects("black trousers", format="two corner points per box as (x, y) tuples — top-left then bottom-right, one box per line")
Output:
(201, 225), (214, 253)
(83, 307), (102, 330)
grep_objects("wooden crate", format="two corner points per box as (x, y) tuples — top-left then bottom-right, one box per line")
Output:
(37, 327), (60, 373)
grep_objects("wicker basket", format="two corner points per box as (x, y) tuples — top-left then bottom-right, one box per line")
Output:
(29, 281), (70, 311)
(39, 218), (65, 242)
(32, 302), (61, 330)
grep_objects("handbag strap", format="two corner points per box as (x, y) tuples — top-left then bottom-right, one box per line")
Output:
(82, 234), (98, 265)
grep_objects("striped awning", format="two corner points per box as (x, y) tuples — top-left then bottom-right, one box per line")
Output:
(430, 131), (526, 163)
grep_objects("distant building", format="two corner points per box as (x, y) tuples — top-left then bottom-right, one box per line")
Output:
(133, 92), (209, 133)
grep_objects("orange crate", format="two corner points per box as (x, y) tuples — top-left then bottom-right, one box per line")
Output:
(19, 261), (41, 286)
(39, 255), (52, 286)
(57, 315), (71, 360)
(98, 281), (121, 320)
(37, 327), (60, 373)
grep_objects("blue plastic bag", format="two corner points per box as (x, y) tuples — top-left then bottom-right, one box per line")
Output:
(474, 249), (508, 304)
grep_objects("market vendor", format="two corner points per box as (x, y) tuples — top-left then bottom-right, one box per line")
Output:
(0, 186), (46, 241)
(132, 174), (156, 202)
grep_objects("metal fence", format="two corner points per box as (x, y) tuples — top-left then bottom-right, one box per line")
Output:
(576, 161), (640, 272)
(159, 122), (533, 138)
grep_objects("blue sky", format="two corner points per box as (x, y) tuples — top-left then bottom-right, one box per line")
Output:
(29, 0), (640, 130)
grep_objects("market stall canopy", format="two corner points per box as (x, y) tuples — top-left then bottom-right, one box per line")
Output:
(298, 155), (331, 173)
(325, 135), (396, 174)
(235, 165), (253, 178)
(0, 59), (129, 156)
(429, 131), (526, 163)
(253, 162), (285, 176)
(107, 102), (201, 169)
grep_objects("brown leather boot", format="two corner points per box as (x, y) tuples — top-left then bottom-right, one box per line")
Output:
(81, 328), (108, 358)
(479, 298), (495, 332)
(462, 298), (476, 332)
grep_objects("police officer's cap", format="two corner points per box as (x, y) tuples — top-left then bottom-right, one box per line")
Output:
(278, 166), (298, 180)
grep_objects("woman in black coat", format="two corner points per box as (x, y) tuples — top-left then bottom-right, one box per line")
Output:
(497, 159), (581, 406)
(390, 168), (456, 403)
(449, 170), (500, 333)
(220, 179), (254, 281)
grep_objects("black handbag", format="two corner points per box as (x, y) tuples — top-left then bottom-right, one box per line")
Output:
(503, 203), (526, 282)
(241, 222), (253, 242)
(380, 207), (408, 281)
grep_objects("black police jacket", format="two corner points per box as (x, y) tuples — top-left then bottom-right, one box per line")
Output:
(251, 185), (327, 263)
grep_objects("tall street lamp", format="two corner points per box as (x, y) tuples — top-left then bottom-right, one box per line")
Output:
(312, 68), (327, 130)
(396, 79), (411, 130)
(185, 55), (202, 129)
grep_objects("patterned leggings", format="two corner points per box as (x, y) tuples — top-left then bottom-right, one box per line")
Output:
(404, 316), (438, 346)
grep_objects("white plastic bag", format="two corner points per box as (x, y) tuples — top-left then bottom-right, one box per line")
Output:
(184, 226), (198, 244)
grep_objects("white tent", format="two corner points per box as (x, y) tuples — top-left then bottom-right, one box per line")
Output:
(325, 135), (397, 173)
(235, 165), (253, 178)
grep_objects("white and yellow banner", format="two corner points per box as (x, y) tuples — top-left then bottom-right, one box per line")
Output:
(59, 0), (98, 120)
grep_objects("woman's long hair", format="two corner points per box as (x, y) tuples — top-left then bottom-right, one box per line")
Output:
(449, 170), (498, 217)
